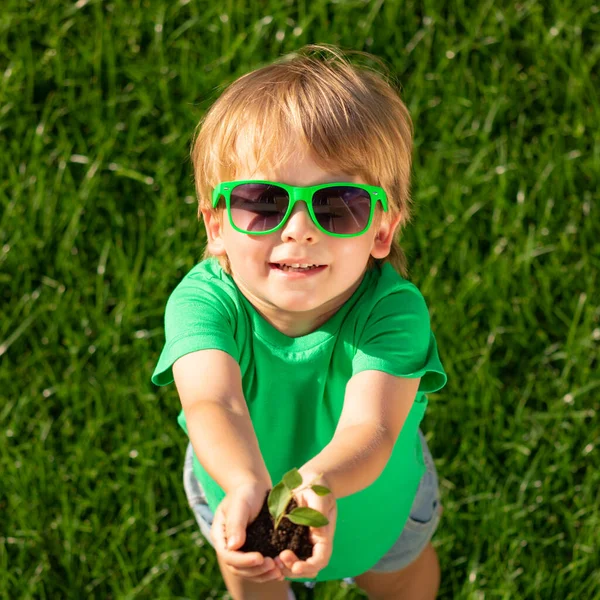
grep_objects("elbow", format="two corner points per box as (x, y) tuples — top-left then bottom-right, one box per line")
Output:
(355, 423), (396, 474)
(379, 426), (397, 470)
(183, 395), (248, 420)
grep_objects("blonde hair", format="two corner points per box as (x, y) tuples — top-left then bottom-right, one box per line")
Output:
(190, 44), (414, 277)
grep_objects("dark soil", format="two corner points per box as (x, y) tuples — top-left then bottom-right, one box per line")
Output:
(240, 492), (313, 560)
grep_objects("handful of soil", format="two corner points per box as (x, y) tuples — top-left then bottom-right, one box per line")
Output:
(240, 492), (313, 560)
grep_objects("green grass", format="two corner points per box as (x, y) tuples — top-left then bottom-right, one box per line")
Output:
(1, 0), (599, 598)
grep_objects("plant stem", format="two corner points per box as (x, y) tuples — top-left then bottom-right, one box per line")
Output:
(273, 494), (292, 531)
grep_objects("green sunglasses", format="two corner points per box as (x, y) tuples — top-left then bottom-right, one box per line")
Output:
(211, 180), (388, 238)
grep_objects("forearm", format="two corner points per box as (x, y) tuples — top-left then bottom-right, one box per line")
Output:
(300, 423), (395, 499)
(185, 401), (271, 494)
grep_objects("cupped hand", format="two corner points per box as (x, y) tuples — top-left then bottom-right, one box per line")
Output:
(275, 473), (337, 580)
(212, 481), (285, 583)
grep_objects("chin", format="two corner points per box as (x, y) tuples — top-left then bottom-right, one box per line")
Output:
(269, 292), (323, 312)
(273, 299), (320, 313)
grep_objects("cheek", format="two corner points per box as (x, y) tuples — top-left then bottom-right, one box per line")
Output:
(222, 233), (271, 266)
(334, 238), (376, 264)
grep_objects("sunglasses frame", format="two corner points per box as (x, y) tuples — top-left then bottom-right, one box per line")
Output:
(211, 180), (388, 238)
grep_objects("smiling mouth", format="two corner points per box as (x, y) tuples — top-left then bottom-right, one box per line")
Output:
(270, 263), (325, 272)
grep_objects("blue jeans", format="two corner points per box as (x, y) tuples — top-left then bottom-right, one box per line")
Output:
(183, 429), (442, 578)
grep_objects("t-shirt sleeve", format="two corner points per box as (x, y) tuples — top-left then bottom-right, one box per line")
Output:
(352, 287), (447, 394)
(151, 273), (239, 387)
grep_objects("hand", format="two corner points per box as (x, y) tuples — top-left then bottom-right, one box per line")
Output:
(212, 481), (285, 583)
(275, 472), (337, 580)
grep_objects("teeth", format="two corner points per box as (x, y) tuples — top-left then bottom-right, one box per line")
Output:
(276, 263), (319, 271)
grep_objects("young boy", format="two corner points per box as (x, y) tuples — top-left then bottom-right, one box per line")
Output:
(152, 45), (447, 600)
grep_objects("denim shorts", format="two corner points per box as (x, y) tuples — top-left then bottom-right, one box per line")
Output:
(183, 429), (442, 579)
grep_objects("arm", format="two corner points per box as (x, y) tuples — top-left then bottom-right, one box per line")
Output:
(173, 349), (271, 493)
(174, 349), (286, 582)
(275, 370), (420, 578)
(299, 370), (421, 499)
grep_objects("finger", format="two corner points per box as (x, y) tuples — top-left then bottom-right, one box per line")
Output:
(279, 549), (298, 571)
(274, 556), (295, 579)
(302, 555), (329, 573)
(307, 543), (328, 567)
(302, 541), (331, 576)
(231, 557), (283, 581)
(219, 548), (265, 570)
(240, 565), (285, 584)
(214, 519), (264, 570)
(292, 560), (320, 579)
(224, 501), (250, 551)
(290, 564), (318, 579)
(286, 539), (330, 577)
(211, 507), (228, 553)
(308, 528), (332, 557)
(213, 503), (262, 563)
(309, 522), (334, 554)
(279, 552), (318, 579)
(229, 556), (284, 583)
(249, 570), (284, 584)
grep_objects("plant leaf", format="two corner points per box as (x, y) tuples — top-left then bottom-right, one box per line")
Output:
(268, 482), (291, 522)
(311, 484), (331, 496)
(287, 507), (329, 528)
(282, 468), (302, 490)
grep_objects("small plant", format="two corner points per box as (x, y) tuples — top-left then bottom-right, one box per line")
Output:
(268, 468), (332, 531)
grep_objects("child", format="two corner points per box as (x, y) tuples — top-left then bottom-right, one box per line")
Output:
(152, 44), (447, 600)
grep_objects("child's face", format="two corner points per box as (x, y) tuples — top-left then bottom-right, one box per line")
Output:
(202, 146), (401, 336)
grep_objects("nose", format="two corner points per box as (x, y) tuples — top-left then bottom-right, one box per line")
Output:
(280, 201), (319, 243)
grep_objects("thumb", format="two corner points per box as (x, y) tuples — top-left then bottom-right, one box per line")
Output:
(226, 501), (249, 550)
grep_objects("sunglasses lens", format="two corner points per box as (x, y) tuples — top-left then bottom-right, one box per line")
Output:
(312, 186), (372, 234)
(229, 184), (289, 232)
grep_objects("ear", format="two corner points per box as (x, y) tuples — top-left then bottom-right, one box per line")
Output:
(201, 209), (227, 256)
(370, 213), (403, 259)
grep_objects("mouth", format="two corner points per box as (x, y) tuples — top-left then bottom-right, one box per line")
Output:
(269, 263), (326, 273)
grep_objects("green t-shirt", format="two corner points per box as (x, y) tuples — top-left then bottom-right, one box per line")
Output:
(152, 258), (447, 581)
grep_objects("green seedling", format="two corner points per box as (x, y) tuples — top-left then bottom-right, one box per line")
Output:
(268, 468), (332, 531)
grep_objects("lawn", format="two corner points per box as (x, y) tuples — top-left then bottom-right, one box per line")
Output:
(1, 0), (598, 598)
